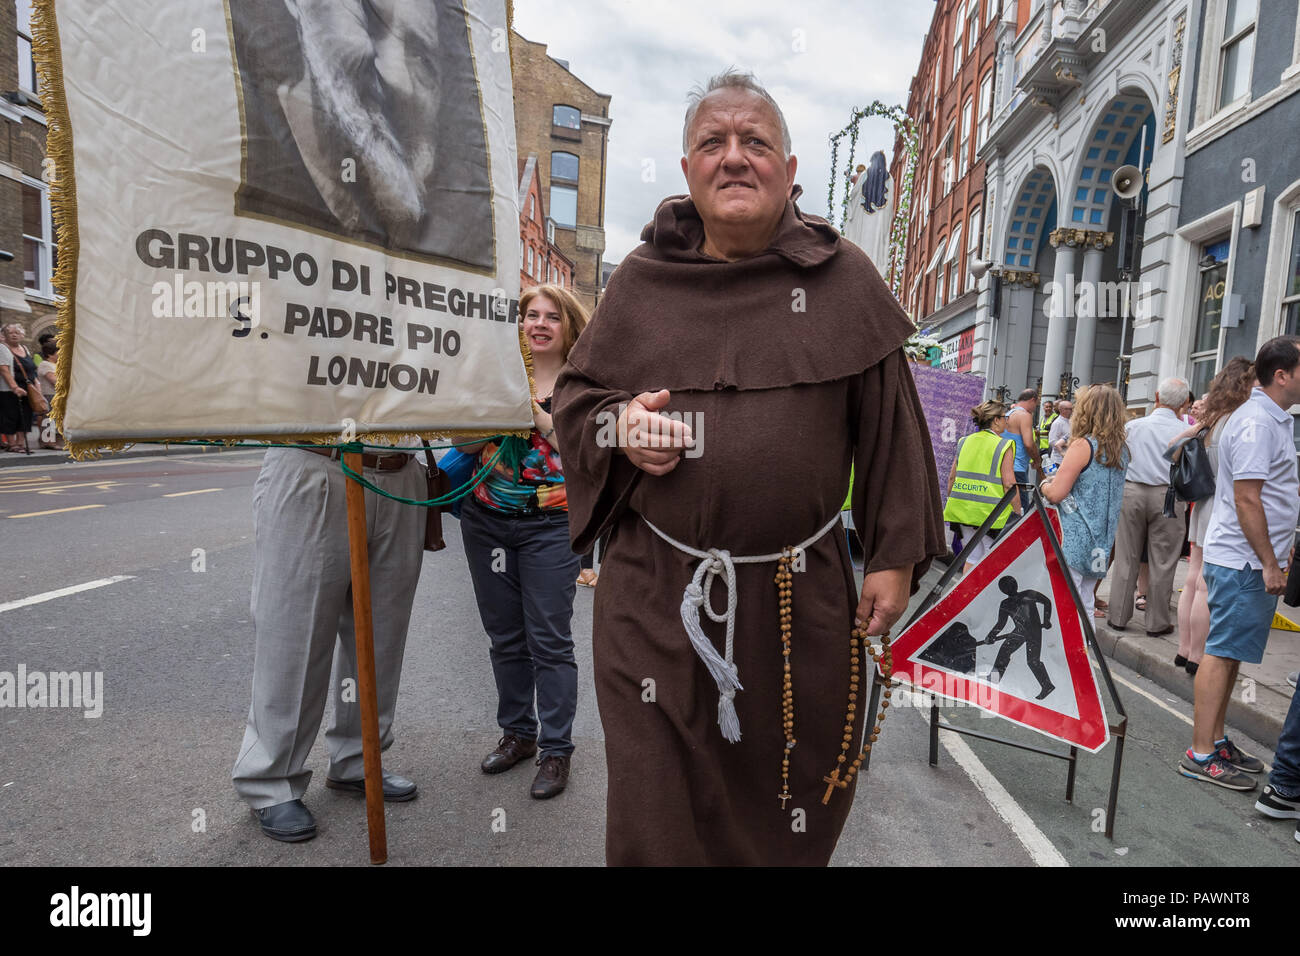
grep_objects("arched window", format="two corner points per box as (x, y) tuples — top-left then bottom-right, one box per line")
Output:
(552, 104), (581, 130)
(551, 152), (579, 184)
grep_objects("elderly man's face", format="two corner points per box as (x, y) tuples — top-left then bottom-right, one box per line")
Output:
(681, 88), (796, 241)
(1058, 402), (1073, 418)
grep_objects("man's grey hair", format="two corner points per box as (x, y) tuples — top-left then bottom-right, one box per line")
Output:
(1156, 377), (1191, 409)
(682, 68), (792, 158)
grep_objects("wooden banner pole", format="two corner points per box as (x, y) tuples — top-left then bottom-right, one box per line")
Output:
(343, 450), (388, 865)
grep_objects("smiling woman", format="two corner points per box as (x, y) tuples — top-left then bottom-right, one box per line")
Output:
(457, 284), (592, 799)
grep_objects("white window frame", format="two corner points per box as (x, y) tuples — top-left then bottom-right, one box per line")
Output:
(20, 175), (55, 300)
(977, 70), (994, 149)
(986, 0), (999, 24)
(1160, 201), (1241, 392)
(958, 98), (973, 180)
(1216, 0), (1258, 111)
(967, 0), (980, 54)
(967, 206), (982, 290)
(526, 244), (534, 275)
(1280, 209), (1300, 335)
(16, 1), (38, 96)
(946, 224), (964, 302)
(929, 238), (947, 312)
(1257, 177), (1300, 347)
(952, 4), (965, 82)
(940, 126), (955, 196)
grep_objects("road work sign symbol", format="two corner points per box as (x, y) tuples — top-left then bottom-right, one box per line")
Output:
(889, 507), (1110, 752)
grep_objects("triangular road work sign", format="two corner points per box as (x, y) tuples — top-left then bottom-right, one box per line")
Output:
(890, 507), (1110, 752)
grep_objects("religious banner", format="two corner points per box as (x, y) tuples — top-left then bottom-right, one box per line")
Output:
(910, 363), (987, 508)
(35, 0), (531, 454)
(889, 507), (1110, 753)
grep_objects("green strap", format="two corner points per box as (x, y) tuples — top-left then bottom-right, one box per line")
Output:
(337, 440), (508, 507)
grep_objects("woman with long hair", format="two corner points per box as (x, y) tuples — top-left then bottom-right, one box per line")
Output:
(942, 399), (1022, 574)
(458, 284), (589, 799)
(1170, 356), (1256, 676)
(1041, 384), (1130, 621)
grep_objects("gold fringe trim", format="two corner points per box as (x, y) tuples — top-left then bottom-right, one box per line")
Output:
(30, 0), (77, 447)
(61, 429), (530, 462)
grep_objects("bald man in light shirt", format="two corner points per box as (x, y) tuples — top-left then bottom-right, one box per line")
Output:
(1107, 378), (1192, 636)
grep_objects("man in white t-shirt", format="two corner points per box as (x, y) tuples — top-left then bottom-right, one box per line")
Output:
(1179, 336), (1300, 793)
(1047, 399), (1072, 468)
(1107, 378), (1191, 635)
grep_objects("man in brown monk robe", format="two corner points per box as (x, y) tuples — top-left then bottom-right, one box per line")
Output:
(553, 69), (945, 866)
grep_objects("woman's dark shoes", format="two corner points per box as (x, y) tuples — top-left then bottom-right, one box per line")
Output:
(254, 799), (317, 842)
(1174, 654), (1188, 667)
(530, 754), (570, 799)
(481, 733), (537, 774)
(325, 771), (418, 802)
(1185, 660), (1199, 676)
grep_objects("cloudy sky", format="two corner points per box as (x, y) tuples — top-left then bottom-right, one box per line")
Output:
(512, 0), (936, 265)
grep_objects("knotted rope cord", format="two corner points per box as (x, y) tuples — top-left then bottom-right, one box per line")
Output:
(642, 512), (845, 743)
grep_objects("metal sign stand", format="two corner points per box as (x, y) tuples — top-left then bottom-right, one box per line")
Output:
(863, 485), (1129, 838)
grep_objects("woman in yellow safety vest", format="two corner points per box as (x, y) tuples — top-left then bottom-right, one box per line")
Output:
(943, 400), (1023, 574)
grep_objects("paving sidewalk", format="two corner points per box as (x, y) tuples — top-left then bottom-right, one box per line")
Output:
(1093, 559), (1299, 747)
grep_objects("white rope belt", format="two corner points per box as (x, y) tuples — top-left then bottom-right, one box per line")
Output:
(641, 511), (845, 744)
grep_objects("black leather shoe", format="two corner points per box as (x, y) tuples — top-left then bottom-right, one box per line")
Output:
(254, 799), (317, 842)
(481, 734), (537, 774)
(325, 771), (418, 802)
(1147, 626), (1175, 638)
(530, 754), (570, 799)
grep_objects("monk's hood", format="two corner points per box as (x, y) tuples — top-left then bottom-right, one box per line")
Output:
(638, 184), (840, 269)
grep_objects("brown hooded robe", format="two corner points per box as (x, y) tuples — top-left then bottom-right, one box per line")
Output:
(553, 190), (945, 865)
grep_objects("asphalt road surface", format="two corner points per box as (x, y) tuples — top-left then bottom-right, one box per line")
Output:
(0, 449), (1294, 866)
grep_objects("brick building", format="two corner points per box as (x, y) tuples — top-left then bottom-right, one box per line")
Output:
(0, 0), (57, 343)
(510, 30), (611, 314)
(891, 0), (1002, 361)
(518, 154), (575, 293)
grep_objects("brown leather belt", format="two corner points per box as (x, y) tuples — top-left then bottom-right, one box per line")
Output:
(301, 446), (412, 472)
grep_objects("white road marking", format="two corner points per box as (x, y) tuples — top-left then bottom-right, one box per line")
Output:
(162, 487), (223, 498)
(1091, 660), (1192, 726)
(0, 575), (135, 613)
(1091, 660), (1272, 769)
(936, 728), (1070, 867)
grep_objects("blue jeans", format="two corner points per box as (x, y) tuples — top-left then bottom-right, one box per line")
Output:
(1269, 686), (1300, 796)
(460, 497), (580, 757)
